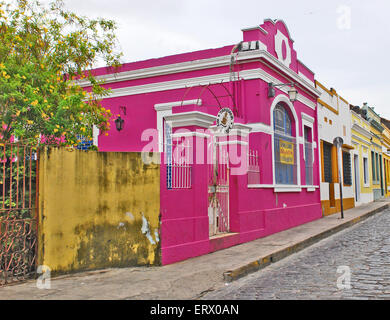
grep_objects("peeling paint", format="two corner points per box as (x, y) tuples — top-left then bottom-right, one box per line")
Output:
(154, 229), (160, 243)
(37, 148), (161, 275)
(141, 214), (159, 245)
(126, 212), (135, 221)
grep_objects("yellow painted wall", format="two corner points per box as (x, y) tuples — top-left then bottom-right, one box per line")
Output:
(37, 148), (161, 275)
(351, 112), (374, 199)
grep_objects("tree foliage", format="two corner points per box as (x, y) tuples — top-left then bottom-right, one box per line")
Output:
(0, 0), (122, 147)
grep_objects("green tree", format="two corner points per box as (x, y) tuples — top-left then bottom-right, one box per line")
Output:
(0, 0), (122, 147)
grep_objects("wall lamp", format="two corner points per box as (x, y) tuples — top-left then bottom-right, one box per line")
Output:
(268, 82), (298, 103)
(115, 116), (124, 131)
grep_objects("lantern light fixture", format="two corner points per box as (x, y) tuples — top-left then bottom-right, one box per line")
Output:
(268, 82), (298, 103)
(115, 115), (124, 132)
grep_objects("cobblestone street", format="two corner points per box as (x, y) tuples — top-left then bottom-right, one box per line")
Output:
(204, 209), (390, 300)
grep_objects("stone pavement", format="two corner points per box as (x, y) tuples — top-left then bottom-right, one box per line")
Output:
(204, 207), (390, 300)
(0, 200), (388, 300)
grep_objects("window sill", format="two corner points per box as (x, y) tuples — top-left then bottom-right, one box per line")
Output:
(247, 184), (301, 192)
(247, 185), (319, 193)
(274, 186), (302, 193)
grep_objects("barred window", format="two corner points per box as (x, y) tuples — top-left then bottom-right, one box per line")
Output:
(323, 142), (333, 183)
(343, 151), (352, 185)
(304, 126), (313, 186)
(274, 103), (297, 185)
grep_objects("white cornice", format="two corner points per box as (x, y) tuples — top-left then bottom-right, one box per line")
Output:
(352, 122), (373, 140)
(154, 99), (202, 111)
(263, 19), (295, 43)
(164, 111), (216, 128)
(240, 68), (317, 109)
(256, 51), (320, 97)
(92, 68), (316, 111)
(217, 140), (249, 146)
(351, 134), (370, 146)
(241, 25), (269, 35)
(78, 50), (319, 99)
(77, 55), (232, 87)
(247, 122), (273, 134)
(301, 112), (315, 124)
(171, 132), (210, 139)
(209, 123), (252, 137)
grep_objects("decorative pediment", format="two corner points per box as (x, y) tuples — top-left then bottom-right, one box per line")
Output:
(241, 19), (315, 83)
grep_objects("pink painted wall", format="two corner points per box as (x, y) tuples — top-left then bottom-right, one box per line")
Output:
(91, 19), (323, 265)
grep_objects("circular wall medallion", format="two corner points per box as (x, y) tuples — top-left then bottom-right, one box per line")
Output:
(216, 108), (234, 134)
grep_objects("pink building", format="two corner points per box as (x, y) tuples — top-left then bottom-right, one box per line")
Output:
(82, 19), (323, 265)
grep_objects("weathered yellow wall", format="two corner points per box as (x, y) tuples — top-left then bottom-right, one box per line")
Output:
(37, 148), (160, 275)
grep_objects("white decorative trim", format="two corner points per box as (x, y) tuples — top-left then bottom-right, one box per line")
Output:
(92, 125), (99, 147)
(297, 136), (305, 144)
(270, 94), (301, 186)
(77, 55), (232, 87)
(306, 188), (316, 192)
(241, 25), (269, 35)
(164, 111), (216, 128)
(247, 184), (274, 189)
(217, 140), (248, 146)
(247, 184), (318, 191)
(171, 132), (210, 139)
(239, 68), (317, 110)
(351, 134), (371, 146)
(301, 112), (315, 124)
(263, 19), (295, 43)
(352, 122), (373, 140)
(87, 68), (317, 110)
(253, 51), (320, 97)
(248, 122), (273, 135)
(302, 112), (315, 168)
(155, 100), (204, 152)
(78, 50), (320, 99)
(274, 187), (302, 193)
(209, 123), (252, 138)
(154, 99), (202, 111)
(274, 30), (292, 67)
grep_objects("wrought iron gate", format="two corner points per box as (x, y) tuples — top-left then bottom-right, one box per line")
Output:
(208, 140), (230, 237)
(0, 142), (39, 286)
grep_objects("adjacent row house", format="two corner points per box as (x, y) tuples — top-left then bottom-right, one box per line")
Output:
(80, 19), (388, 266)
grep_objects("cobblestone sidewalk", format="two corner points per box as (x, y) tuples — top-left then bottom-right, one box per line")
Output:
(204, 209), (390, 300)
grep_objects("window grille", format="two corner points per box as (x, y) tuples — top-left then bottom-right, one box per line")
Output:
(305, 141), (313, 185)
(323, 142), (333, 183)
(248, 149), (260, 185)
(76, 135), (93, 150)
(165, 139), (192, 190)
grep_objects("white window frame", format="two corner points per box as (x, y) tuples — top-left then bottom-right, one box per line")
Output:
(363, 155), (370, 187)
(270, 94), (301, 189)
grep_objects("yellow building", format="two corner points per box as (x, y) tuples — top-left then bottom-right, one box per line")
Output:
(350, 106), (375, 205)
(351, 103), (386, 205)
(362, 104), (385, 200)
(380, 117), (390, 198)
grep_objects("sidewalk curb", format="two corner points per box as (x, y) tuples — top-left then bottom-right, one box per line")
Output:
(223, 203), (389, 283)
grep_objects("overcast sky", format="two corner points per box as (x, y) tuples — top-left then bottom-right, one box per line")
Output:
(52, 0), (390, 118)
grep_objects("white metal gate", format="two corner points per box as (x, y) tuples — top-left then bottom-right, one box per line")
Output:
(208, 140), (230, 237)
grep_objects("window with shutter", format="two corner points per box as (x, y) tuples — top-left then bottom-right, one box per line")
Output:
(343, 151), (352, 185)
(323, 142), (332, 183)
